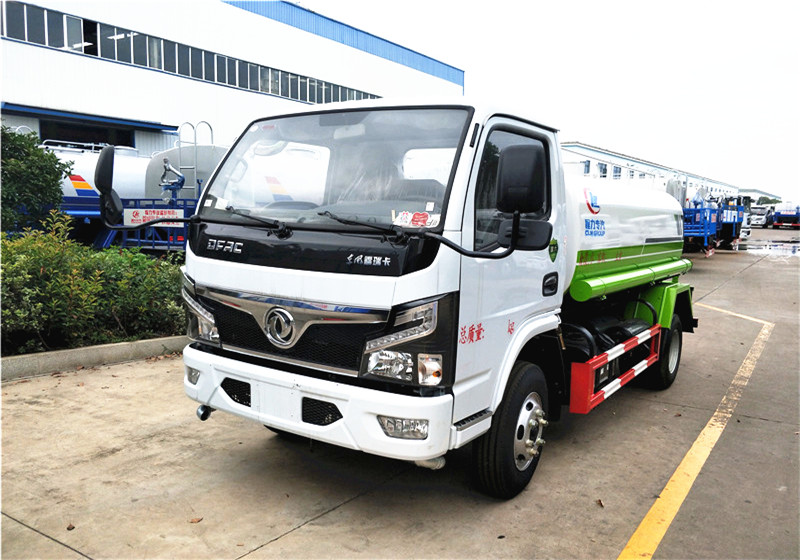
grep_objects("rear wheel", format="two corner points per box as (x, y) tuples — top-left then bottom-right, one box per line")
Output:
(645, 313), (682, 390)
(473, 361), (549, 499)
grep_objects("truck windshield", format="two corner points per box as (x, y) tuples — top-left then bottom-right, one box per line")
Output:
(200, 107), (471, 231)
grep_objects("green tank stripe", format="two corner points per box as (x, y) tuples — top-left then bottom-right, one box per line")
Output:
(574, 241), (684, 279)
(570, 241), (689, 302)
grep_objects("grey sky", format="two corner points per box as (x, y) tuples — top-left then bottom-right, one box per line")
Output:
(297, 0), (799, 201)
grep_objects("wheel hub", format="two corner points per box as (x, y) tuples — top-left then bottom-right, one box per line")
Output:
(513, 391), (546, 471)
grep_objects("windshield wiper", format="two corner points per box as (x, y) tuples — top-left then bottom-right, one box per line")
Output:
(225, 206), (292, 238)
(317, 210), (409, 243)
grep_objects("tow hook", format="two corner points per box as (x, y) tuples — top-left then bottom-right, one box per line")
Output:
(196, 405), (215, 421)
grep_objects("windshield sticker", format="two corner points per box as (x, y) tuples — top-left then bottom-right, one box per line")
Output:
(393, 211), (440, 228)
(426, 202), (435, 212)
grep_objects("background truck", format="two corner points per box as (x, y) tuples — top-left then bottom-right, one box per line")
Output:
(40, 125), (225, 251)
(772, 202), (800, 228)
(750, 204), (774, 228)
(95, 99), (696, 499)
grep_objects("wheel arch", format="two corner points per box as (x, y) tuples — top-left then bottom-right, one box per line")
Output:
(490, 312), (565, 422)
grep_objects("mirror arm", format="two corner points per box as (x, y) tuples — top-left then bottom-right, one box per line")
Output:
(422, 211), (519, 260)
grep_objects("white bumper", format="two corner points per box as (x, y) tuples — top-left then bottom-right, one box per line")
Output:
(183, 345), (454, 461)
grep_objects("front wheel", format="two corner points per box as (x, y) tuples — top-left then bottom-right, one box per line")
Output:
(472, 361), (549, 499)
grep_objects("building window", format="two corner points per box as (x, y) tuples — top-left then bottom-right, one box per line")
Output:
(190, 47), (202, 78)
(308, 78), (317, 103)
(215, 55), (226, 83)
(226, 57), (236, 86)
(148, 36), (162, 69)
(299, 76), (308, 102)
(203, 51), (214, 82)
(177, 43), (190, 76)
(66, 15), (82, 52)
(582, 160), (591, 175)
(163, 40), (176, 72)
(237, 60), (248, 89)
(99, 23), (115, 59)
(5, 2), (26, 41)
(629, 169), (635, 179)
(46, 10), (64, 48)
(25, 4), (45, 45)
(598, 162), (607, 178)
(82, 19), (98, 56)
(248, 63), (259, 91)
(259, 66), (270, 93)
(115, 29), (132, 63)
(613, 166), (621, 179)
(270, 68), (280, 95)
(132, 32), (147, 66)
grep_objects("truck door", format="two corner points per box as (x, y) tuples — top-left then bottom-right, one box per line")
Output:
(454, 118), (564, 422)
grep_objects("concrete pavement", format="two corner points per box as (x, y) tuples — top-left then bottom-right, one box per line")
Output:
(2, 227), (798, 559)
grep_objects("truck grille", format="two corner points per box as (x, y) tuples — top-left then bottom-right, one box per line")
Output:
(302, 397), (343, 426)
(199, 296), (382, 372)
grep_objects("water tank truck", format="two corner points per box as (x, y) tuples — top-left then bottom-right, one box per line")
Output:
(43, 140), (225, 249)
(94, 99), (696, 499)
(773, 202), (800, 228)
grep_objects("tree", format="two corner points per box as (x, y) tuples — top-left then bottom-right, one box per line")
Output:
(1, 126), (72, 232)
(756, 196), (781, 205)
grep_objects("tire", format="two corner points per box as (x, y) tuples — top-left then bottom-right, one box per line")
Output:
(473, 361), (549, 499)
(645, 313), (682, 390)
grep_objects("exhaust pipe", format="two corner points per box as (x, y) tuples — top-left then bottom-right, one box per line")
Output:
(414, 457), (446, 470)
(196, 405), (214, 421)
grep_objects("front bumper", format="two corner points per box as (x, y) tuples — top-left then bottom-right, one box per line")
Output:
(183, 345), (454, 461)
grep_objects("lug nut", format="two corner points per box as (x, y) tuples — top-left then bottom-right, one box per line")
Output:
(539, 418), (549, 427)
(535, 438), (546, 447)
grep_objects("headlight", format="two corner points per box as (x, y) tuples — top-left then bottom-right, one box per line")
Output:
(181, 272), (219, 345)
(362, 295), (457, 388)
(364, 302), (437, 352)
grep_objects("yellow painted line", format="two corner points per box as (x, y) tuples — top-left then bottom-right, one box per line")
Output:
(618, 307), (774, 559)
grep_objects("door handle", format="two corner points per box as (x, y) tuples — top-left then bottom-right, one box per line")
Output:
(543, 272), (559, 297)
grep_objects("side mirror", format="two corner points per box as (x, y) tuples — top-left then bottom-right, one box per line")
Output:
(95, 145), (115, 195)
(498, 219), (552, 250)
(496, 143), (547, 214)
(95, 146), (123, 225)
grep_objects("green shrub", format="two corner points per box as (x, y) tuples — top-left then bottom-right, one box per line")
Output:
(1, 212), (185, 356)
(1, 126), (72, 232)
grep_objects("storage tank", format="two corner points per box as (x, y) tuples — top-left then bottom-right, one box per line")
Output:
(563, 176), (690, 302)
(46, 144), (151, 201)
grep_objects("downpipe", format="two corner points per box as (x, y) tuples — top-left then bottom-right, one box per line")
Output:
(196, 405), (215, 421)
